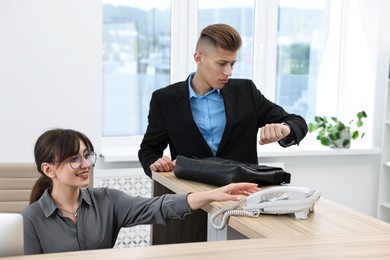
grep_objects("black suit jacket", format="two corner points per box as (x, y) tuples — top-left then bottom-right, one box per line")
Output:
(139, 77), (307, 177)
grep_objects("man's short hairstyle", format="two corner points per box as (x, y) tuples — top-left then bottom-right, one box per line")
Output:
(196, 23), (242, 52)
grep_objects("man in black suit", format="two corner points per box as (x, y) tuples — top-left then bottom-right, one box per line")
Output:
(139, 23), (307, 178)
(139, 23), (307, 245)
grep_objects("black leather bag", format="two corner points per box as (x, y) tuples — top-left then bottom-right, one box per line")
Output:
(174, 155), (291, 187)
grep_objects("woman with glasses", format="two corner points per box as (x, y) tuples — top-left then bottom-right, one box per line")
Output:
(22, 128), (260, 255)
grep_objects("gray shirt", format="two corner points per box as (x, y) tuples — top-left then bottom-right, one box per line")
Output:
(21, 188), (192, 255)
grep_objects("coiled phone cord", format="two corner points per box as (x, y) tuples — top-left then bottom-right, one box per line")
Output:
(209, 201), (260, 231)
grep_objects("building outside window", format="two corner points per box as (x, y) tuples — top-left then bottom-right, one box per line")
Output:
(276, 0), (341, 122)
(103, 1), (171, 136)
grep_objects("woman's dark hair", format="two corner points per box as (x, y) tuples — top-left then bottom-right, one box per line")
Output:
(29, 128), (94, 204)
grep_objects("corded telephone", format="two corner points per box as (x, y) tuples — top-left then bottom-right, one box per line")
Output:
(209, 186), (322, 231)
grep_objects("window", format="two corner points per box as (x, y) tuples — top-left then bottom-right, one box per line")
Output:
(102, 1), (171, 136)
(101, 0), (373, 158)
(198, 0), (255, 79)
(276, 0), (342, 121)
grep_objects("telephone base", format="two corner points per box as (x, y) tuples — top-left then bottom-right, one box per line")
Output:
(294, 211), (309, 219)
(209, 186), (322, 231)
(243, 186), (322, 219)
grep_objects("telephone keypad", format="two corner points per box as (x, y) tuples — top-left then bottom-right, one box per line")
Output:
(262, 192), (290, 202)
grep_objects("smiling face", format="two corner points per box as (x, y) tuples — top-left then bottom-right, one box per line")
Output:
(45, 139), (93, 190)
(193, 46), (237, 95)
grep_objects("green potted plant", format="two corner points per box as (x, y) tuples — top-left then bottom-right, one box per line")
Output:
(308, 111), (367, 148)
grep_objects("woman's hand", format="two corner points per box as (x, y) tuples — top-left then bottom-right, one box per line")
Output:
(187, 183), (260, 210)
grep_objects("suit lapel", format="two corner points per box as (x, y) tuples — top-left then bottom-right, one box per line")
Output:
(217, 83), (236, 155)
(175, 81), (213, 154)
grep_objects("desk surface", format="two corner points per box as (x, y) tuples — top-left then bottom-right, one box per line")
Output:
(152, 171), (390, 239)
(5, 233), (390, 259)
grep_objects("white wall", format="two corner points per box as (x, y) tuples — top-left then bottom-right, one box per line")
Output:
(260, 152), (380, 217)
(342, 0), (390, 147)
(0, 0), (102, 162)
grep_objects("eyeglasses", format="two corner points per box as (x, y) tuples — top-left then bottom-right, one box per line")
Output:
(68, 152), (97, 169)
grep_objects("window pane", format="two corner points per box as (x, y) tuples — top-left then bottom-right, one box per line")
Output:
(198, 0), (255, 79)
(276, 0), (341, 121)
(102, 1), (171, 136)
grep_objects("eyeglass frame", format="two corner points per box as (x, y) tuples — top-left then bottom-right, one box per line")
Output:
(50, 151), (97, 169)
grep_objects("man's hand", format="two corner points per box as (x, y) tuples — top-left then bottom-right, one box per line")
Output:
(150, 155), (176, 172)
(259, 123), (291, 145)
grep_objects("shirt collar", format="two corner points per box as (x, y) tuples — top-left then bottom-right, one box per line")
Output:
(188, 72), (221, 98)
(38, 189), (57, 217)
(38, 188), (92, 218)
(80, 188), (92, 206)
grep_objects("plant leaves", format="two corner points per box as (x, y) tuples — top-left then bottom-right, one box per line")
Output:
(320, 138), (330, 146)
(308, 111), (367, 147)
(357, 111), (367, 119)
(342, 139), (350, 147)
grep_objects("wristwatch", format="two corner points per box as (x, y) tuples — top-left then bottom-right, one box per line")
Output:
(279, 122), (296, 146)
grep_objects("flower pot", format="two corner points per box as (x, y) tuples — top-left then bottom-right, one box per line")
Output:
(329, 130), (351, 148)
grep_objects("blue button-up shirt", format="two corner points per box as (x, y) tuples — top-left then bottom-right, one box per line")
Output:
(188, 73), (226, 155)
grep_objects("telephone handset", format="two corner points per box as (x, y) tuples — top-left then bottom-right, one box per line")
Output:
(209, 186), (321, 231)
